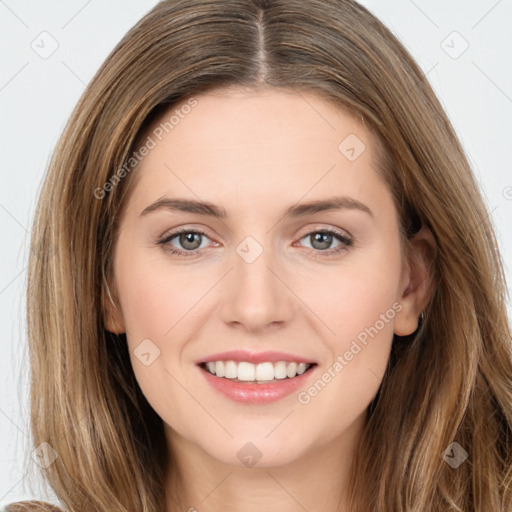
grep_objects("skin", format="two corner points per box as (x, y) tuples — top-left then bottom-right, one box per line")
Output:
(104, 87), (435, 512)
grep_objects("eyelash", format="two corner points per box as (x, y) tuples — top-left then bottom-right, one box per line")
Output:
(157, 227), (353, 258)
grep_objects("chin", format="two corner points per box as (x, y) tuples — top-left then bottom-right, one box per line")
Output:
(199, 434), (311, 470)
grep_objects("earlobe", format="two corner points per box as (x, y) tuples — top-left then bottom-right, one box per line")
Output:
(394, 308), (422, 336)
(102, 281), (126, 334)
(394, 223), (436, 336)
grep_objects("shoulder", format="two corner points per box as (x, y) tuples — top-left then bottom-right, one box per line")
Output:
(1, 502), (63, 511)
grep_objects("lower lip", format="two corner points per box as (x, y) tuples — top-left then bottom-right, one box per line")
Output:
(198, 364), (317, 404)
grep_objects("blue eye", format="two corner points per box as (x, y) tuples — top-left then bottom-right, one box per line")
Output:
(157, 227), (353, 258)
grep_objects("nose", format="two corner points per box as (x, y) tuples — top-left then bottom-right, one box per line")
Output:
(220, 239), (296, 333)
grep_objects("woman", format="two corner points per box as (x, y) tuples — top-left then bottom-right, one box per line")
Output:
(6, 0), (511, 510)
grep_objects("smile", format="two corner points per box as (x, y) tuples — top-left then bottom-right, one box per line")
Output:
(201, 360), (313, 383)
(197, 351), (318, 404)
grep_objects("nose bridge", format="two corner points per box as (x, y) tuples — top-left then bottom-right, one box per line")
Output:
(221, 233), (293, 331)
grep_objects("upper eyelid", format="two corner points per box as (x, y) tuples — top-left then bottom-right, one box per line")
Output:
(159, 224), (352, 240)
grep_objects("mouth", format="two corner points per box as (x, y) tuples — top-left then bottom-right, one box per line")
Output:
(198, 360), (317, 384)
(196, 351), (318, 404)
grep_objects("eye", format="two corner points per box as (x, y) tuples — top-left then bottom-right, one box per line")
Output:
(157, 228), (215, 257)
(157, 226), (353, 258)
(295, 227), (353, 257)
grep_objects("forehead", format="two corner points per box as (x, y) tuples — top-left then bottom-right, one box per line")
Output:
(124, 88), (391, 219)
(143, 87), (368, 154)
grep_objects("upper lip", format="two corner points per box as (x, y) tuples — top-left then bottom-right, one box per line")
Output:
(197, 350), (316, 365)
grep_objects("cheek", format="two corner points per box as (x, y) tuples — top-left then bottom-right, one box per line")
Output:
(112, 245), (198, 418)
(114, 242), (206, 342)
(113, 242), (216, 397)
(298, 236), (403, 346)
(292, 239), (402, 424)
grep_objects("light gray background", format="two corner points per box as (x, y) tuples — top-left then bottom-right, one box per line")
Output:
(1, 0), (511, 505)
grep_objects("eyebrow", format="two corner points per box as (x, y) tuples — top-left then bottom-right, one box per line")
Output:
(140, 195), (374, 219)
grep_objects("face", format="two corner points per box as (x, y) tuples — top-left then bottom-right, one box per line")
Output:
(105, 87), (424, 470)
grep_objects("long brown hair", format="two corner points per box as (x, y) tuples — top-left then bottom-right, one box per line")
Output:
(11, 0), (512, 510)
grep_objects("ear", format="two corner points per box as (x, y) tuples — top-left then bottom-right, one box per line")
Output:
(102, 278), (126, 334)
(394, 223), (437, 336)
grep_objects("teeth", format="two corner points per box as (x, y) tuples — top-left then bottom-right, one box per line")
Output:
(203, 360), (313, 382)
(256, 362), (274, 381)
(274, 361), (287, 379)
(215, 361), (225, 378)
(297, 363), (307, 375)
(238, 361), (256, 381)
(224, 360), (237, 379)
(286, 362), (297, 377)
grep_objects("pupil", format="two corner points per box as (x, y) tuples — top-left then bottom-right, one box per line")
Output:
(313, 233), (331, 250)
(181, 232), (200, 250)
